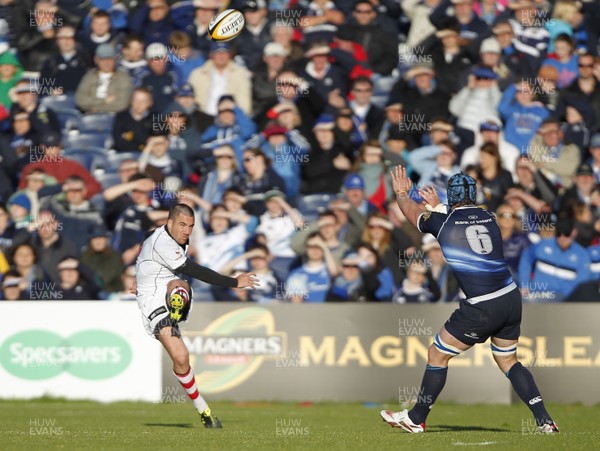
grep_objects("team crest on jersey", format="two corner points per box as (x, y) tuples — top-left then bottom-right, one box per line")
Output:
(422, 211), (432, 221)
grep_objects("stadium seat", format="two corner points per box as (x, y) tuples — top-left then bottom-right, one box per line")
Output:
(63, 147), (109, 173)
(90, 193), (106, 211)
(39, 94), (77, 111)
(298, 193), (338, 223)
(80, 113), (116, 133)
(63, 132), (111, 150)
(96, 172), (122, 190)
(106, 151), (141, 172)
(55, 108), (82, 132)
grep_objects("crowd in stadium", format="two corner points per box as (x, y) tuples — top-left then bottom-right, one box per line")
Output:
(0, 0), (599, 302)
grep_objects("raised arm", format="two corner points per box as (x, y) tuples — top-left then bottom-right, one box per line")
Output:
(391, 165), (428, 228)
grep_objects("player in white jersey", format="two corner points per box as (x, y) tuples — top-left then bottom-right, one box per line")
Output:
(135, 204), (259, 428)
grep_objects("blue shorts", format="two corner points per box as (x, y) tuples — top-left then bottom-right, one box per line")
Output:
(445, 287), (522, 346)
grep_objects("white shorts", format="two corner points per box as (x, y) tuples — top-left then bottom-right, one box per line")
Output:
(137, 283), (171, 337)
(138, 285), (193, 338)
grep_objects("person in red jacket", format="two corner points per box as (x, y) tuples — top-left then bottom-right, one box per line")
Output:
(18, 131), (102, 199)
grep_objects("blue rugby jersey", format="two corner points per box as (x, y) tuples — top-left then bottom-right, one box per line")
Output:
(418, 206), (515, 300)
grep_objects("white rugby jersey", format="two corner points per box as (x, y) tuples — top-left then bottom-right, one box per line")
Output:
(136, 225), (188, 297)
(256, 213), (297, 258)
(196, 223), (248, 271)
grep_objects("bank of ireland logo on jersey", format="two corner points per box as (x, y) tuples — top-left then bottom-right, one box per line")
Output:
(183, 307), (286, 393)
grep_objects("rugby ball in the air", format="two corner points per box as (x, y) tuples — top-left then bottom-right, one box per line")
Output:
(208, 9), (245, 42)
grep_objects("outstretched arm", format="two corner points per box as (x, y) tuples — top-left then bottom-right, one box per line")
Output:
(391, 165), (428, 228)
(178, 258), (259, 289)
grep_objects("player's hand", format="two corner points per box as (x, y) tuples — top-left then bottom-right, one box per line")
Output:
(419, 185), (441, 208)
(236, 272), (260, 290)
(391, 165), (412, 196)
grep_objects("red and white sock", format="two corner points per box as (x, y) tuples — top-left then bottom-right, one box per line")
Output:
(173, 367), (209, 412)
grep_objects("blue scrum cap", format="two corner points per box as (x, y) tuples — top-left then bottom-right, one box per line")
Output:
(447, 172), (477, 206)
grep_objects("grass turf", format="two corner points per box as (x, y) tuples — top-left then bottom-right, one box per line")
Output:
(0, 400), (598, 451)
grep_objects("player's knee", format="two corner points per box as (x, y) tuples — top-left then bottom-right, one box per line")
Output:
(167, 279), (190, 292)
(172, 349), (190, 370)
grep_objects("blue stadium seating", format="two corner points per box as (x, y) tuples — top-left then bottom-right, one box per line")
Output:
(80, 113), (116, 133)
(40, 94), (77, 111)
(297, 193), (339, 223)
(63, 132), (111, 150)
(106, 151), (142, 172)
(96, 172), (122, 190)
(55, 108), (82, 132)
(63, 147), (109, 173)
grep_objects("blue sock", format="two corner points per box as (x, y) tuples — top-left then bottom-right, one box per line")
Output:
(408, 364), (448, 424)
(506, 362), (552, 426)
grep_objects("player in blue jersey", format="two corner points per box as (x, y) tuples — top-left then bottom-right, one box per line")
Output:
(380, 166), (559, 434)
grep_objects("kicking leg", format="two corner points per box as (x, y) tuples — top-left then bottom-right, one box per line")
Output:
(381, 326), (471, 432)
(491, 336), (558, 433)
(166, 279), (191, 321)
(158, 325), (222, 428)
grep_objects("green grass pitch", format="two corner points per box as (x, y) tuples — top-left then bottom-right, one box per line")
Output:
(1, 400), (598, 450)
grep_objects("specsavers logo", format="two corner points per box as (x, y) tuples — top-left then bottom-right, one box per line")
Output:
(0, 330), (132, 380)
(183, 307), (286, 394)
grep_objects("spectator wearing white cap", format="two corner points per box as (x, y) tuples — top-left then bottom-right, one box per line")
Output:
(39, 25), (91, 96)
(75, 43), (133, 113)
(465, 36), (517, 91)
(188, 41), (252, 116)
(139, 42), (179, 113)
(252, 42), (288, 115)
